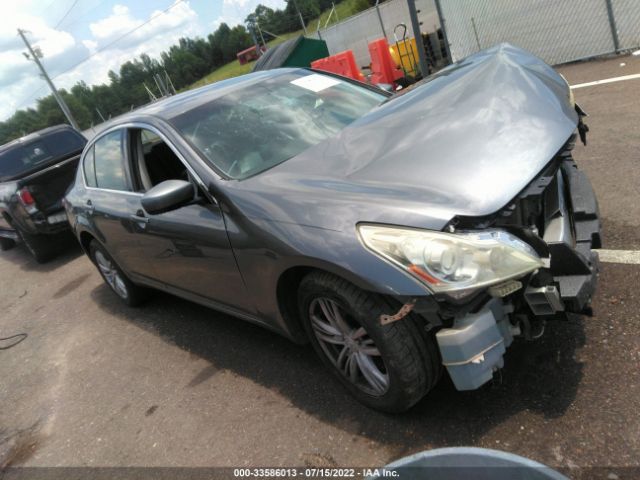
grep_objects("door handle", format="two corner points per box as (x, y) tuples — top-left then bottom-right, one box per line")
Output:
(130, 214), (149, 224)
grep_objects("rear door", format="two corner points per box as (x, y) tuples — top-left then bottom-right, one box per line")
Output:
(124, 126), (253, 314)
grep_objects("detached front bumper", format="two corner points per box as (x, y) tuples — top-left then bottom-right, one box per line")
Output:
(434, 146), (601, 391)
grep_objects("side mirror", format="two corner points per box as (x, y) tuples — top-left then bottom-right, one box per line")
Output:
(141, 180), (194, 215)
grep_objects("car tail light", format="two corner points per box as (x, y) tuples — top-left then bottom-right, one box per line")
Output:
(18, 188), (35, 205)
(18, 188), (37, 212)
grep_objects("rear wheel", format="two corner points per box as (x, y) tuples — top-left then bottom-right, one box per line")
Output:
(18, 229), (56, 263)
(89, 240), (147, 307)
(298, 271), (441, 412)
(0, 237), (16, 251)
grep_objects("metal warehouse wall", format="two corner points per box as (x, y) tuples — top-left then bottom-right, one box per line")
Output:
(439, 0), (640, 65)
(315, 0), (440, 68)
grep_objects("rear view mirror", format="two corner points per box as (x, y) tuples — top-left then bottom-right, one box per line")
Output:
(141, 180), (194, 215)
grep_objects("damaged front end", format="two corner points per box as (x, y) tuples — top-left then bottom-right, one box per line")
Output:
(364, 129), (601, 392)
(440, 132), (599, 390)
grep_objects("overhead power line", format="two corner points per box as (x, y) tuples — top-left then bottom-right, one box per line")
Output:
(48, 0), (185, 83)
(55, 0), (80, 29)
(11, 0), (185, 117)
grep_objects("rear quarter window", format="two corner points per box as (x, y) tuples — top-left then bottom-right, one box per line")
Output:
(83, 146), (97, 188)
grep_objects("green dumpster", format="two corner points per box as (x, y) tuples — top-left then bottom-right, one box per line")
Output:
(252, 36), (329, 71)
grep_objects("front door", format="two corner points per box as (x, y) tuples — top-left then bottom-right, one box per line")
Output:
(124, 127), (253, 315)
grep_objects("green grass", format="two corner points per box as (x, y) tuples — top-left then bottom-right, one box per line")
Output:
(188, 60), (254, 89)
(187, 0), (367, 91)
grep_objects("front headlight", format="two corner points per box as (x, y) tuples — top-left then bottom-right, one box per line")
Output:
(358, 225), (544, 298)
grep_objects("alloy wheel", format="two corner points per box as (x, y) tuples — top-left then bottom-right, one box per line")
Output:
(95, 250), (129, 299)
(309, 297), (389, 396)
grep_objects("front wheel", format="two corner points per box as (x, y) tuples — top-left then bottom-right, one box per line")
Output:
(298, 272), (441, 412)
(89, 240), (147, 307)
(0, 236), (16, 251)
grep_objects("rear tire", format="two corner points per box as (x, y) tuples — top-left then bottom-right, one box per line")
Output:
(89, 240), (147, 307)
(298, 271), (441, 413)
(0, 237), (16, 251)
(18, 229), (56, 263)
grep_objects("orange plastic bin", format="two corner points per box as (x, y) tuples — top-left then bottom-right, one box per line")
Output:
(311, 50), (365, 82)
(368, 38), (404, 86)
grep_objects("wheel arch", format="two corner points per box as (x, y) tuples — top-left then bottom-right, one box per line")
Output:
(276, 266), (315, 343)
(275, 263), (392, 344)
(1, 211), (13, 225)
(78, 230), (96, 257)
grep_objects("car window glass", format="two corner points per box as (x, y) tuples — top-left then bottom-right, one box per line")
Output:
(0, 129), (86, 182)
(23, 141), (50, 164)
(83, 146), (97, 188)
(94, 130), (129, 191)
(136, 129), (188, 191)
(170, 71), (385, 180)
(41, 130), (86, 157)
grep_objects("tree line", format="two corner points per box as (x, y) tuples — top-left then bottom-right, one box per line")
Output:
(0, 0), (373, 144)
(246, 0), (369, 36)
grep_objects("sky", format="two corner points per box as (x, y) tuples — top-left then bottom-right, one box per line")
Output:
(0, 0), (287, 121)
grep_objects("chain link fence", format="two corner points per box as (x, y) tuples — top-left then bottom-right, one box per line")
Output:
(612, 0), (640, 51)
(314, 0), (640, 72)
(315, 0), (440, 69)
(438, 0), (640, 65)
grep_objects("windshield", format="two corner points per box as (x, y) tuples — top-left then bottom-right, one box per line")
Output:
(0, 129), (86, 181)
(170, 71), (385, 180)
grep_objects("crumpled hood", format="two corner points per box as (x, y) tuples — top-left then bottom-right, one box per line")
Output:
(231, 44), (579, 232)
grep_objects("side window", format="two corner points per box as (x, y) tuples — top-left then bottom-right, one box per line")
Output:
(134, 128), (188, 192)
(94, 130), (129, 191)
(83, 146), (97, 188)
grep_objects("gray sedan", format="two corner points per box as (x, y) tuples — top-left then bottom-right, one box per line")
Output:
(64, 44), (600, 412)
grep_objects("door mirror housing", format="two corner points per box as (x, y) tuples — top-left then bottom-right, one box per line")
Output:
(141, 180), (194, 215)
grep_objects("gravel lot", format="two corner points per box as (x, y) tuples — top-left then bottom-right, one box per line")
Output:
(1, 55), (639, 478)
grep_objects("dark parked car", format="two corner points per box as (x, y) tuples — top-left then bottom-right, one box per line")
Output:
(0, 125), (87, 262)
(65, 44), (600, 412)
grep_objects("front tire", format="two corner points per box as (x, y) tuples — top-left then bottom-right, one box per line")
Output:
(0, 237), (16, 251)
(89, 240), (147, 307)
(298, 272), (441, 413)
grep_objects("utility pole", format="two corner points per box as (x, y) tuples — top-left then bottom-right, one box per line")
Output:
(247, 22), (262, 57)
(406, 0), (429, 78)
(17, 28), (79, 130)
(290, 0), (308, 35)
(256, 21), (266, 49)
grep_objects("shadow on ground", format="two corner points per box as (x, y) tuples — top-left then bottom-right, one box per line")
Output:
(0, 234), (82, 273)
(90, 284), (586, 459)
